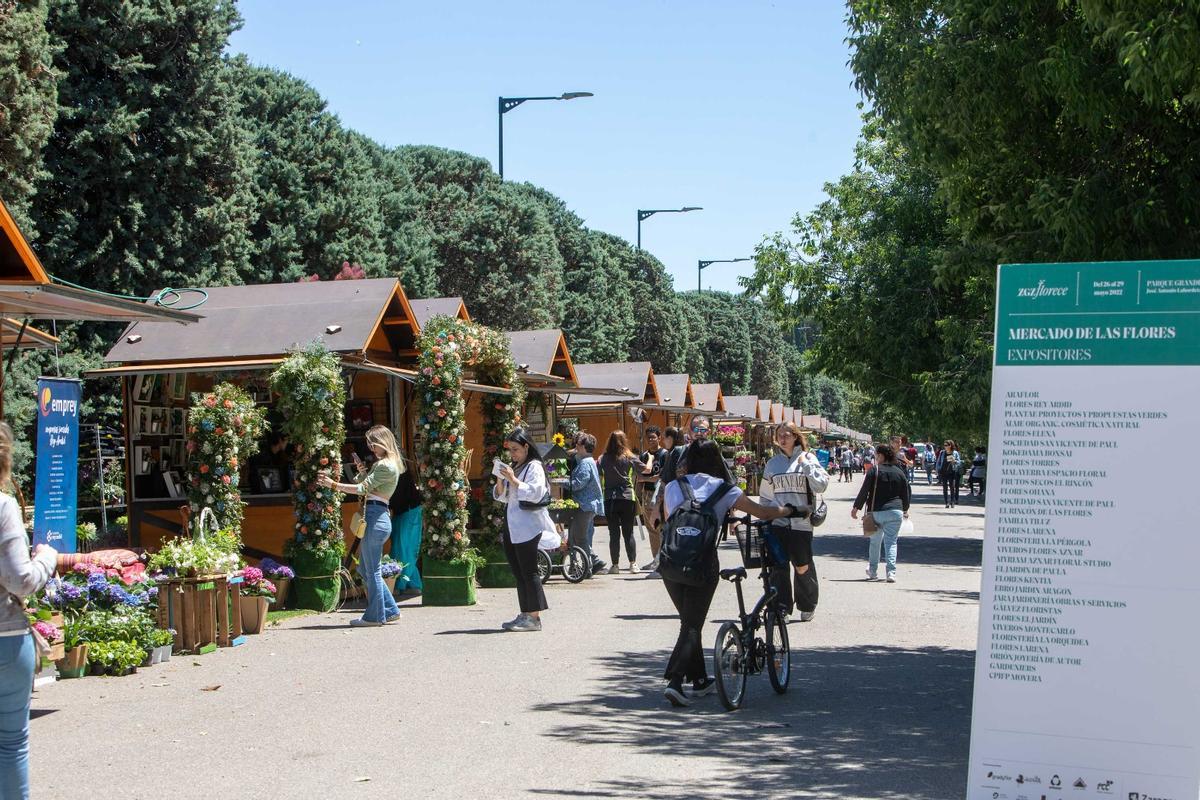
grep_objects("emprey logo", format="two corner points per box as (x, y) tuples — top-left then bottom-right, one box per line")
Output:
(676, 526), (702, 538)
(39, 387), (78, 418)
(1016, 279), (1070, 299)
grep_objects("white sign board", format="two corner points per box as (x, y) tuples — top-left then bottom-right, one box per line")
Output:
(968, 260), (1200, 800)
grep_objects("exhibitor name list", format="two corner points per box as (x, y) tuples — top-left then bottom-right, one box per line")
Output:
(988, 392), (1167, 684)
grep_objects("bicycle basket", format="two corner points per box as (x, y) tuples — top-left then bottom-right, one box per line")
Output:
(734, 522), (785, 569)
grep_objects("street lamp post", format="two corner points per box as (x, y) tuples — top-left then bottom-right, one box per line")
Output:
(636, 207), (702, 250)
(697, 258), (751, 292)
(498, 92), (593, 180)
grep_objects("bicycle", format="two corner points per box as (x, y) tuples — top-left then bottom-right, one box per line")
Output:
(712, 515), (796, 711)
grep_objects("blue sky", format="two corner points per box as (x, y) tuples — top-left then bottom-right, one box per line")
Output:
(228, 1), (864, 295)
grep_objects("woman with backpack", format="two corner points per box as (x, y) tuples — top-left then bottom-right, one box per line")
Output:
(598, 431), (654, 574)
(934, 439), (962, 508)
(852, 443), (911, 582)
(659, 440), (793, 707)
(493, 428), (554, 632)
(760, 422), (830, 622)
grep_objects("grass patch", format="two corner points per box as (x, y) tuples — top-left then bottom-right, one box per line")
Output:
(266, 609), (318, 626)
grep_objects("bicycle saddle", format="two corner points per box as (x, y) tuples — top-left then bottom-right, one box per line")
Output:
(720, 567), (747, 582)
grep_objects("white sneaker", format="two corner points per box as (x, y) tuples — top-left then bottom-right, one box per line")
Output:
(886, 574), (897, 583)
(509, 615), (542, 632)
(799, 611), (816, 622)
(629, 562), (641, 574)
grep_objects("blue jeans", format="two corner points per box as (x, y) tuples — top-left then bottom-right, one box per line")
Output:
(868, 508), (904, 577)
(359, 503), (400, 623)
(0, 634), (34, 800)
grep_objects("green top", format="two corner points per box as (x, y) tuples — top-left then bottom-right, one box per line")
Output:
(354, 458), (401, 499)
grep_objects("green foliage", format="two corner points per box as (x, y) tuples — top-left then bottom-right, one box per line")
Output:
(73, 608), (156, 652)
(86, 639), (145, 672)
(745, 134), (991, 441)
(416, 316), (525, 561)
(271, 343), (347, 558)
(0, 0), (59, 233)
(33, 0), (255, 296)
(146, 532), (241, 577)
(186, 383), (266, 532)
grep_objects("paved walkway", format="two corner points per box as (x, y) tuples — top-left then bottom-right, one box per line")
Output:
(31, 477), (984, 799)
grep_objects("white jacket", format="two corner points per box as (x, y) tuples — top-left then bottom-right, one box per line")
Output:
(760, 449), (830, 533)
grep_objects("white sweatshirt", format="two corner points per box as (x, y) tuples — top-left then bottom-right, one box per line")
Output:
(760, 449), (830, 533)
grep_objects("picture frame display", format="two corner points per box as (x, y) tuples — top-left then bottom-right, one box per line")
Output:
(134, 446), (152, 476)
(133, 374), (158, 404)
(168, 373), (187, 403)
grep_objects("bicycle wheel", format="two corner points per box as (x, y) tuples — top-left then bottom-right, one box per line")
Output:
(563, 546), (589, 584)
(765, 612), (791, 694)
(536, 550), (552, 584)
(714, 621), (748, 711)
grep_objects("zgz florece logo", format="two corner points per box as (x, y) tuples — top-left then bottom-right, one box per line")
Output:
(1016, 279), (1070, 299)
(39, 386), (78, 417)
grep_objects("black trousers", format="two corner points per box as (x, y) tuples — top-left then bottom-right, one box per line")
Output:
(663, 573), (718, 682)
(604, 497), (638, 564)
(769, 527), (819, 614)
(940, 473), (960, 505)
(504, 530), (548, 613)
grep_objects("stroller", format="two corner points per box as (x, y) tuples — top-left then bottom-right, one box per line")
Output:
(535, 529), (589, 584)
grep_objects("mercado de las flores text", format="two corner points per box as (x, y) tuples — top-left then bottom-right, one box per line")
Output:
(6, 2), (1200, 798)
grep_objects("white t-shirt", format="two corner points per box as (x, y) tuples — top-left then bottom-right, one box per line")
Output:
(493, 461), (555, 544)
(663, 474), (743, 522)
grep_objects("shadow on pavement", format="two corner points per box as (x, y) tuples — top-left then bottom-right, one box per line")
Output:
(432, 628), (508, 636)
(612, 614), (678, 621)
(811, 534), (982, 569)
(910, 588), (980, 604)
(527, 643), (974, 799)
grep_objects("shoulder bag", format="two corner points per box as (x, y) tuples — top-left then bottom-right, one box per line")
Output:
(349, 497), (367, 539)
(805, 475), (828, 527)
(517, 462), (552, 510)
(861, 467), (880, 536)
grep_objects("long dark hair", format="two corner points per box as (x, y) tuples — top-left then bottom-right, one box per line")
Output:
(680, 440), (733, 482)
(505, 428), (542, 469)
(602, 430), (634, 462)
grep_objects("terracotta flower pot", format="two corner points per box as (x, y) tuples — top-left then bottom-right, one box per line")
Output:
(383, 575), (398, 596)
(240, 595), (269, 634)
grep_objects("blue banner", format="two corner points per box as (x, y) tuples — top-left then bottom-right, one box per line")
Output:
(33, 377), (81, 551)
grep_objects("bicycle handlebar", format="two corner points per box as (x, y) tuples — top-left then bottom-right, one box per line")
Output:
(730, 505), (807, 528)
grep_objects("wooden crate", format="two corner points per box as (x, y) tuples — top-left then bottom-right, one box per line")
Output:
(156, 575), (247, 654)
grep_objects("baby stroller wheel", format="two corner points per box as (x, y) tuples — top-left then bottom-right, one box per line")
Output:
(536, 550), (552, 584)
(563, 546), (589, 584)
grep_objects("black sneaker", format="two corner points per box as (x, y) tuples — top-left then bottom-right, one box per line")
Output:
(692, 677), (716, 697)
(664, 681), (690, 707)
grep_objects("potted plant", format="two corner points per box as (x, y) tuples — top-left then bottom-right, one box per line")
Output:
(56, 619), (89, 679)
(380, 556), (404, 596)
(259, 558), (294, 611)
(87, 640), (144, 676)
(148, 628), (174, 663)
(238, 567), (276, 635)
(548, 498), (579, 526)
(32, 620), (64, 663)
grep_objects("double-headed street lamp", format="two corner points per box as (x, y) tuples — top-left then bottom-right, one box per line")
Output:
(636, 207), (702, 250)
(697, 258), (751, 292)
(498, 92), (593, 180)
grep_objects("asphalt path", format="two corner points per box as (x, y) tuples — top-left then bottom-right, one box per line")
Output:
(31, 475), (984, 799)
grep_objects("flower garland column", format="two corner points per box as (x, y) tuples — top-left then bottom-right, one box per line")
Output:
(185, 383), (266, 535)
(415, 317), (524, 604)
(270, 343), (347, 611)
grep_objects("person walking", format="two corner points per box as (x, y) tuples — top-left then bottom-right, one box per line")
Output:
(0, 422), (58, 799)
(660, 440), (793, 707)
(760, 422), (830, 622)
(318, 425), (404, 627)
(598, 430), (653, 574)
(839, 446), (855, 484)
(934, 439), (962, 508)
(923, 442), (936, 485)
(851, 443), (911, 582)
(968, 445), (988, 500)
(493, 428), (554, 631)
(639, 426), (669, 569)
(568, 432), (606, 576)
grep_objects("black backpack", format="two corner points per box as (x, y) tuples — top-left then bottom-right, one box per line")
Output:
(658, 478), (733, 586)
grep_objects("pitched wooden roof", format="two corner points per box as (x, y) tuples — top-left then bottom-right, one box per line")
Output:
(691, 383), (726, 414)
(507, 329), (577, 383)
(1, 318), (59, 350)
(565, 362), (658, 406)
(756, 399), (773, 422)
(721, 394), (759, 420)
(103, 278), (417, 364)
(409, 296), (469, 330)
(650, 374), (694, 408)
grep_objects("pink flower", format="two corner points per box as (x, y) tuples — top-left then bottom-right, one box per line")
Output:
(203, 396), (217, 408)
(223, 399), (234, 409)
(422, 367), (433, 376)
(222, 475), (232, 484)
(241, 566), (264, 583)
